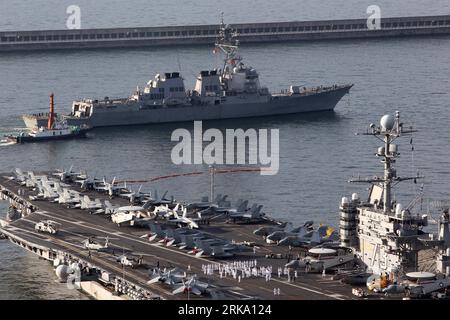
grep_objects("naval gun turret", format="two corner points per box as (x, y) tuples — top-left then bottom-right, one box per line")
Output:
(340, 112), (430, 275)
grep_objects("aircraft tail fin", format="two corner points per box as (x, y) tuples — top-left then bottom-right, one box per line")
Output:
(213, 194), (222, 204)
(253, 205), (263, 215)
(143, 200), (152, 210)
(237, 200), (248, 212)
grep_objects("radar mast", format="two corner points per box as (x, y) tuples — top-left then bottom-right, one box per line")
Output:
(214, 14), (242, 79)
(350, 111), (422, 214)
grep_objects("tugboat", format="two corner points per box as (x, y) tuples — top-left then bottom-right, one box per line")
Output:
(7, 93), (90, 143)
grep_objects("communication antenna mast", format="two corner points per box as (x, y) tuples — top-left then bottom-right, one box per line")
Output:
(350, 111), (423, 214)
(214, 15), (241, 80)
(209, 165), (215, 205)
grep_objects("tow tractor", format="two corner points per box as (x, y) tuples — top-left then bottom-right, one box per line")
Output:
(35, 220), (60, 235)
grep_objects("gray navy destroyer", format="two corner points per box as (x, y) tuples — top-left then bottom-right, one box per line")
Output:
(23, 20), (353, 129)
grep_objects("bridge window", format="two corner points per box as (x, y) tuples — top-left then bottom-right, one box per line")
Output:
(118, 33), (125, 38)
(305, 26), (311, 31)
(257, 28), (263, 32)
(146, 32), (152, 37)
(271, 27), (276, 32)
(75, 34), (81, 39)
(110, 34), (117, 38)
(161, 31), (167, 36)
(318, 26), (324, 30)
(345, 25), (351, 29)
(0, 37), (6, 42)
(153, 32), (160, 37)
(188, 30), (194, 35)
(338, 25), (344, 30)
(174, 31), (180, 36)
(67, 35), (74, 40)
(104, 34), (110, 38)
(140, 32), (145, 37)
(325, 25), (331, 30)
(284, 27), (291, 32)
(96, 34), (103, 39)
(39, 36), (45, 41)
(168, 31), (173, 36)
(446, 20), (450, 25)
(53, 35), (60, 40)
(61, 35), (67, 40)
(243, 29), (249, 33)
(277, 27), (283, 32)
(299, 26), (304, 31)
(24, 36), (30, 41)
(89, 34), (95, 39)
(209, 30), (216, 34)
(132, 32), (138, 37)
(311, 26), (317, 31)
(181, 31), (187, 36)
(292, 26), (298, 31)
(406, 22), (411, 27)
(8, 37), (15, 42)
(202, 30), (209, 35)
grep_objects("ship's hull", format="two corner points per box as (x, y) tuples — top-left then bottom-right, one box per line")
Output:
(26, 85), (351, 128)
(6, 130), (87, 144)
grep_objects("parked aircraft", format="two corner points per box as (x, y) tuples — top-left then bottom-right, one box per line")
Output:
(172, 276), (208, 296)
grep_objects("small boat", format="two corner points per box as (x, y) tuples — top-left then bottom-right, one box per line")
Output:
(6, 93), (90, 143)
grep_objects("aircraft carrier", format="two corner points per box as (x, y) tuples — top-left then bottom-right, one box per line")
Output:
(0, 172), (357, 300)
(1, 113), (449, 300)
(22, 20), (352, 129)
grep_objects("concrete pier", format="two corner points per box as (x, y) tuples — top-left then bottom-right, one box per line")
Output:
(1, 15), (450, 52)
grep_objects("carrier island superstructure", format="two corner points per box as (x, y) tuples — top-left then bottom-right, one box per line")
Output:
(339, 112), (450, 277)
(22, 21), (352, 129)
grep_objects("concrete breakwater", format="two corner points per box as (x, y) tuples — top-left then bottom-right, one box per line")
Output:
(1, 15), (450, 52)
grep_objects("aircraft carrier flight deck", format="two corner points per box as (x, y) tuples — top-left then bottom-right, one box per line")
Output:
(0, 169), (369, 300)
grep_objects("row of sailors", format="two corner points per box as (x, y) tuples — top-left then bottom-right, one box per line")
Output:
(202, 261), (327, 283)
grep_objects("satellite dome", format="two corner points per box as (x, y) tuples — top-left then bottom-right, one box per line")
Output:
(380, 114), (395, 131)
(55, 265), (70, 281)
